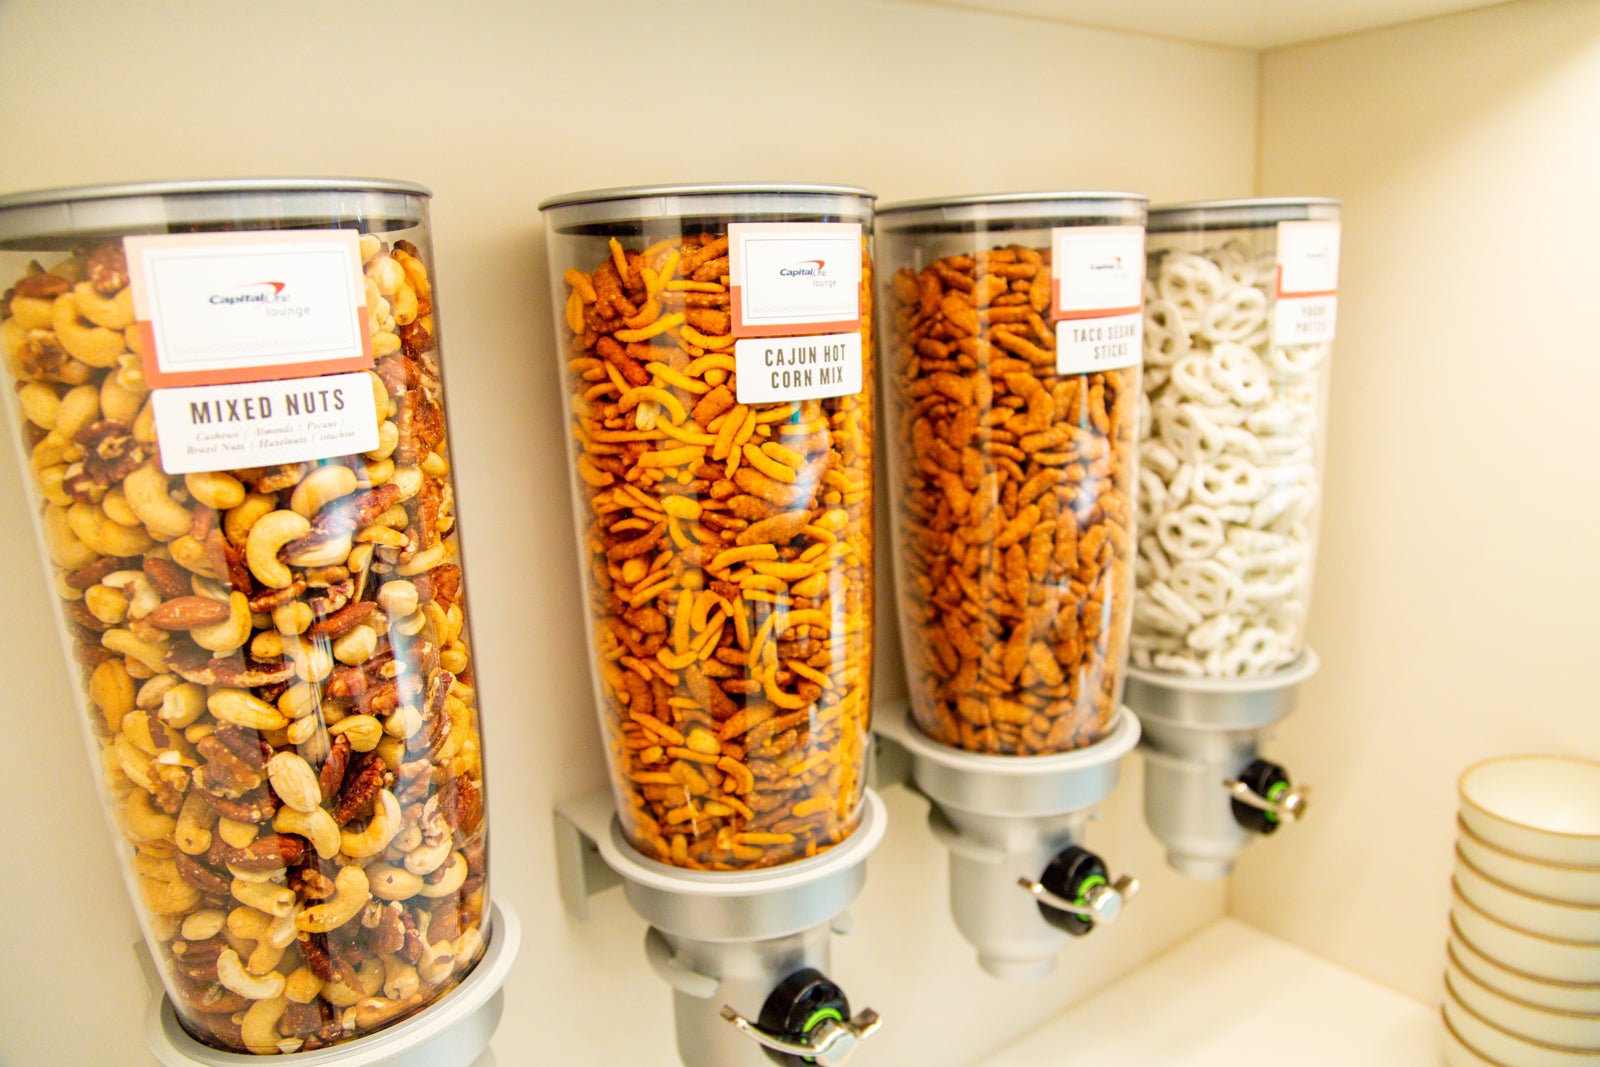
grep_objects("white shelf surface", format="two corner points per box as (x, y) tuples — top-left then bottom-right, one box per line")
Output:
(893, 0), (1507, 49)
(978, 919), (1444, 1066)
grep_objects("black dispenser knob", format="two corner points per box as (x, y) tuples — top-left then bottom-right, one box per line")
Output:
(1230, 759), (1295, 835)
(722, 968), (880, 1066)
(1027, 846), (1138, 937)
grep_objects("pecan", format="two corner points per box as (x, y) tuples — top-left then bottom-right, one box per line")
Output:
(398, 319), (434, 358)
(297, 932), (339, 982)
(203, 529), (253, 594)
(223, 833), (306, 871)
(13, 272), (70, 299)
(147, 596), (233, 631)
(171, 972), (249, 1018)
(422, 902), (460, 945)
(194, 734), (263, 798)
(193, 785), (277, 823)
(253, 463), (307, 494)
(73, 419), (147, 486)
(170, 651), (294, 689)
(325, 648), (399, 700)
(21, 329), (74, 382)
(289, 863), (336, 902)
(399, 911), (424, 965)
(85, 243), (129, 294)
(412, 476), (447, 547)
(306, 576), (355, 618)
(173, 853), (231, 896)
(394, 759), (433, 806)
(307, 599), (376, 639)
(142, 557), (192, 599)
(394, 392), (445, 463)
(281, 1000), (333, 1040)
(361, 900), (406, 955)
(418, 564), (462, 608)
(318, 734), (351, 799)
(436, 775), (484, 840)
(248, 577), (306, 613)
(170, 938), (223, 983)
(332, 755), (385, 825)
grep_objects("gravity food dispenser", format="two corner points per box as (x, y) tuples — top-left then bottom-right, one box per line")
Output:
(1128, 198), (1340, 878)
(874, 193), (1146, 979)
(544, 184), (883, 1067)
(0, 180), (516, 1064)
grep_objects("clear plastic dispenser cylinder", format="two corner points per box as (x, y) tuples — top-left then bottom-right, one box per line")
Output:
(0, 180), (491, 1053)
(1134, 199), (1340, 677)
(541, 184), (876, 871)
(876, 193), (1147, 755)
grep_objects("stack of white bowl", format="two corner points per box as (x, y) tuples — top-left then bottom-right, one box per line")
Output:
(1444, 756), (1600, 1066)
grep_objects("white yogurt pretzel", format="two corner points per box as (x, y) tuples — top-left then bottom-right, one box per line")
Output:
(1131, 235), (1330, 677)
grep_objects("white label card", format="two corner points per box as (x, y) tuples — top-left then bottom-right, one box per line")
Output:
(151, 372), (378, 474)
(734, 332), (862, 404)
(125, 230), (371, 388)
(1275, 221), (1341, 297)
(729, 223), (862, 336)
(1273, 295), (1338, 345)
(1053, 226), (1145, 319)
(1055, 313), (1143, 375)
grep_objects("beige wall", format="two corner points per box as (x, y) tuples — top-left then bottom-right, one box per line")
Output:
(0, 3), (1256, 1064)
(1232, 0), (1600, 1004)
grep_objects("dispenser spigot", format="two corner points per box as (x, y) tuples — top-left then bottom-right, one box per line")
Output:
(1225, 759), (1310, 835)
(1020, 846), (1138, 936)
(722, 968), (881, 1066)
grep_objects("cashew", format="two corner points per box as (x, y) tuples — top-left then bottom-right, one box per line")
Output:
(184, 470), (245, 510)
(99, 486), (141, 527)
(41, 505), (106, 569)
(289, 463), (357, 518)
(180, 909), (226, 942)
(321, 959), (383, 1007)
(404, 834), (452, 878)
(105, 571), (162, 620)
(333, 625), (378, 667)
(89, 658), (135, 733)
(341, 789), (402, 859)
(190, 591), (251, 654)
(83, 584), (129, 625)
(385, 704), (423, 740)
(286, 637), (334, 684)
(231, 877), (296, 918)
(329, 714), (382, 753)
(158, 682), (207, 729)
(261, 606), (308, 643)
(417, 851), (469, 898)
(135, 672), (182, 711)
(421, 450), (450, 479)
(390, 465), (423, 502)
(396, 542), (449, 576)
(121, 788), (176, 842)
(53, 384), (100, 442)
(71, 281), (134, 330)
(283, 531), (352, 569)
(67, 500), (154, 557)
(368, 254), (404, 297)
(245, 510), (310, 588)
(209, 688), (289, 732)
(365, 420), (399, 461)
(296, 865), (370, 932)
(277, 682), (320, 720)
(383, 955), (420, 1001)
(265, 751), (321, 813)
(131, 398), (156, 443)
(52, 292), (125, 366)
(366, 863), (425, 901)
(273, 806), (340, 859)
(99, 373), (143, 423)
(102, 629), (170, 676)
(375, 736), (406, 772)
(417, 939), (457, 985)
(17, 382), (60, 428)
(239, 995), (295, 1054)
(217, 947), (286, 1001)
(166, 534), (216, 576)
(38, 466), (72, 508)
(174, 791), (215, 855)
(454, 925), (485, 974)
(224, 491), (276, 547)
(218, 818), (258, 849)
(359, 457), (395, 487)
(284, 966), (324, 1004)
(394, 609), (428, 637)
(140, 873), (201, 916)
(123, 461), (192, 541)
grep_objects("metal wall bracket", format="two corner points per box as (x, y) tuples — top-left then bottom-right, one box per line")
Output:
(554, 790), (625, 920)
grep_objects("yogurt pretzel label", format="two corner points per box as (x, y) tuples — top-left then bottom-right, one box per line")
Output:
(1273, 221), (1340, 345)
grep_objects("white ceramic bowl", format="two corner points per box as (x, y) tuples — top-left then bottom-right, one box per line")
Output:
(1456, 849), (1600, 942)
(1448, 950), (1600, 1048)
(1460, 757), (1600, 867)
(1451, 887), (1600, 984)
(1445, 978), (1600, 1066)
(1443, 1010), (1513, 1067)
(1460, 818), (1600, 907)
(1452, 922), (1600, 1015)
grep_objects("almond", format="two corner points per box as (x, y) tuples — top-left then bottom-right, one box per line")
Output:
(147, 596), (233, 630)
